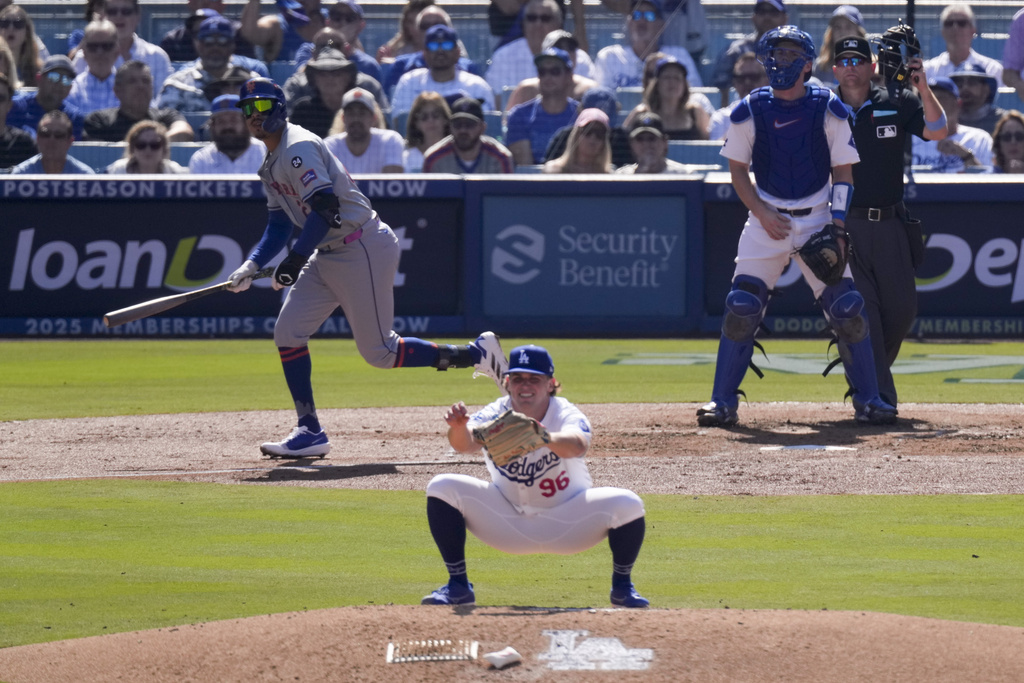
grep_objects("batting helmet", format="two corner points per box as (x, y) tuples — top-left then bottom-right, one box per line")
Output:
(237, 77), (288, 133)
(756, 25), (815, 90)
(876, 20), (921, 96)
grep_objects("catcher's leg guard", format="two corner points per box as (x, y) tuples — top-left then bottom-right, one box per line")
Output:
(820, 279), (884, 407)
(708, 275), (769, 409)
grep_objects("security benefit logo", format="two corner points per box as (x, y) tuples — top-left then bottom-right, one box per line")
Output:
(491, 224), (675, 289)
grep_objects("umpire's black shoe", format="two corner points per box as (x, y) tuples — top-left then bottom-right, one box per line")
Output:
(854, 398), (898, 425)
(696, 401), (738, 427)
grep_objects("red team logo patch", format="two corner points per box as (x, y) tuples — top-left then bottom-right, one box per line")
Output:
(300, 169), (317, 186)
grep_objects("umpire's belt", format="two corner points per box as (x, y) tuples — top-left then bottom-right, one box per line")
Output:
(776, 207), (813, 216)
(848, 202), (905, 222)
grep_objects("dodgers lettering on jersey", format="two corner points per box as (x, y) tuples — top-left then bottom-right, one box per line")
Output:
(470, 396), (594, 515)
(259, 122), (375, 235)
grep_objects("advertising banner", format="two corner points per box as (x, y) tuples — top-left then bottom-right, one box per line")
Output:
(0, 178), (463, 336)
(480, 194), (688, 317)
(703, 176), (1024, 337)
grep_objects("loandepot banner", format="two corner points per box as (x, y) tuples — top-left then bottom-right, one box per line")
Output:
(480, 195), (687, 317)
(0, 178), (463, 336)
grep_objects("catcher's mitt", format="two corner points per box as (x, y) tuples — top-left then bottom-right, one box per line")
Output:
(797, 223), (850, 287)
(472, 409), (551, 467)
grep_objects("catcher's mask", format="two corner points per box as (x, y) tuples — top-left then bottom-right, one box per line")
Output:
(237, 78), (288, 134)
(756, 25), (815, 90)
(877, 20), (921, 96)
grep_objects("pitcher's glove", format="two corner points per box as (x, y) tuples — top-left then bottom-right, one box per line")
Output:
(472, 409), (550, 467)
(797, 223), (850, 287)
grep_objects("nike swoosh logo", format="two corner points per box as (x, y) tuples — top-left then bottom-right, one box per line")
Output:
(774, 120), (798, 129)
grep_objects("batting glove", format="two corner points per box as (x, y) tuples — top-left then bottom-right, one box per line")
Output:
(273, 251), (308, 288)
(227, 259), (259, 293)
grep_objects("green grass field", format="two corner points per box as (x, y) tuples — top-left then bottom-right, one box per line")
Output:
(1, 338), (1022, 648)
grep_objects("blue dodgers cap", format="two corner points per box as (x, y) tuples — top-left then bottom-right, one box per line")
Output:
(335, 0), (364, 19)
(424, 24), (458, 44)
(534, 46), (573, 70)
(581, 86), (618, 120)
(832, 5), (863, 27)
(210, 94), (241, 115)
(929, 76), (960, 99)
(197, 15), (235, 40)
(507, 345), (555, 376)
(949, 62), (998, 102)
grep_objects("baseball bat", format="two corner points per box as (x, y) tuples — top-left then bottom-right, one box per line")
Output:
(102, 266), (275, 328)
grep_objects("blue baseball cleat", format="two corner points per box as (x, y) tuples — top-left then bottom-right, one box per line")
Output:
(854, 397), (898, 425)
(421, 581), (475, 606)
(260, 426), (331, 458)
(610, 583), (650, 608)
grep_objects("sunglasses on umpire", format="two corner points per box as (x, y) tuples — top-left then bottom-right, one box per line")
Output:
(44, 71), (75, 86)
(0, 18), (27, 29)
(631, 10), (658, 22)
(426, 39), (455, 52)
(240, 99), (275, 117)
(997, 131), (1024, 143)
(835, 56), (869, 68)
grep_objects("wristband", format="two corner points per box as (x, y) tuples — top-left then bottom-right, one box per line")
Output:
(925, 112), (947, 132)
(830, 182), (852, 223)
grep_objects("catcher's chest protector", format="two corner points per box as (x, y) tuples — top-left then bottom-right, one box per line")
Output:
(748, 85), (834, 200)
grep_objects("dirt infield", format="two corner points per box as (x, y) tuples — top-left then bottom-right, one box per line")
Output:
(1, 402), (1023, 682)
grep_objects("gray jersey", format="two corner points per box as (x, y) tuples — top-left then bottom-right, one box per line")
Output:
(259, 122), (374, 237)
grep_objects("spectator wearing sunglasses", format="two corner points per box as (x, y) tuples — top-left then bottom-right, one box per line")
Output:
(598, 0), (707, 66)
(594, 0), (701, 92)
(835, 35), (948, 411)
(422, 96), (514, 173)
(10, 110), (94, 174)
(391, 24), (494, 118)
(923, 4), (1004, 86)
(542, 107), (613, 173)
(106, 119), (187, 174)
(7, 55), (86, 139)
(991, 110), (1024, 173)
(158, 16), (260, 113)
(84, 60), (194, 141)
(381, 6), (480, 100)
(66, 19), (121, 113)
(487, 0), (586, 54)
(709, 52), (767, 139)
(503, 30), (599, 112)
(189, 94), (267, 174)
(949, 63), (1005, 134)
(710, 0), (787, 108)
(911, 77), (991, 173)
(0, 3), (45, 86)
(485, 0), (592, 104)
(506, 46), (578, 165)
(160, 3), (257, 62)
(70, 0), (172, 102)
(0, 71), (36, 170)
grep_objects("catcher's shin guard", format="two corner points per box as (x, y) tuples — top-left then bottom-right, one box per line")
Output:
(820, 279), (880, 405)
(710, 275), (769, 407)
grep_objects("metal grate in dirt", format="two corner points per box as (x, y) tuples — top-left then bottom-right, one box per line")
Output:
(386, 639), (479, 663)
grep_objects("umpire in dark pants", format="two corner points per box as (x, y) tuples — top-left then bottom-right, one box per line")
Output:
(833, 36), (948, 408)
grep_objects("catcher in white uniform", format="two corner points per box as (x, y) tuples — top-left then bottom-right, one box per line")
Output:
(422, 345), (649, 608)
(226, 78), (508, 458)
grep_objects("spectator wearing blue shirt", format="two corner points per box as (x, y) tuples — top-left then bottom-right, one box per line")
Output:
(506, 47), (578, 165)
(7, 55), (86, 140)
(381, 6), (481, 98)
(10, 111), (95, 174)
(240, 0), (328, 62)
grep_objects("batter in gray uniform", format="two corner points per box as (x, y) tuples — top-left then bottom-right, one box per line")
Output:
(227, 78), (508, 458)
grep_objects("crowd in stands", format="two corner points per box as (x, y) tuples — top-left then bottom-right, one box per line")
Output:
(3, 0), (1024, 175)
